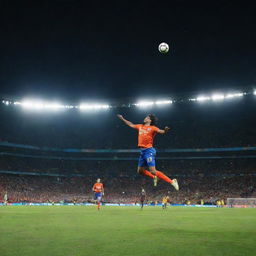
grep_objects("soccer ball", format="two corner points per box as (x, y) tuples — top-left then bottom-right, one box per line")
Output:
(158, 42), (169, 54)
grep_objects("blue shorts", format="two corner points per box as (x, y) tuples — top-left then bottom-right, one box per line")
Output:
(94, 192), (102, 200)
(138, 147), (156, 167)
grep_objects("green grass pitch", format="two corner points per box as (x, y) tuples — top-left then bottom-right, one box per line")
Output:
(0, 206), (256, 256)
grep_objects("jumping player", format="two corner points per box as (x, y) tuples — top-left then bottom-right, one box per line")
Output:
(117, 114), (179, 190)
(92, 178), (104, 210)
(140, 188), (146, 210)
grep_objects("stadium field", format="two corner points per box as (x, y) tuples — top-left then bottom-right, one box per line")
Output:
(0, 206), (255, 256)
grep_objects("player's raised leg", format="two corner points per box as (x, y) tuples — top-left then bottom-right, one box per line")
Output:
(148, 166), (179, 191)
(137, 166), (154, 178)
(137, 167), (158, 186)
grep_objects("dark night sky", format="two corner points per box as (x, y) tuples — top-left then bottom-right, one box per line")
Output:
(0, 0), (255, 101)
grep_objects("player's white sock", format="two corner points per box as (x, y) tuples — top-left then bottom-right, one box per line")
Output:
(153, 176), (158, 186)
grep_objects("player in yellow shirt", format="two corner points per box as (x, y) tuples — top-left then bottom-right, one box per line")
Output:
(162, 196), (169, 209)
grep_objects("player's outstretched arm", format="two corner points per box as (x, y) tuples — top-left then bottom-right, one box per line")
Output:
(117, 114), (136, 129)
(157, 126), (170, 134)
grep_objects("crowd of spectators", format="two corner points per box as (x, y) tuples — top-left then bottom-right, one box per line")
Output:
(1, 158), (255, 204)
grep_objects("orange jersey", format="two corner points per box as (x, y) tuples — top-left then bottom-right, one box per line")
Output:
(135, 124), (159, 148)
(93, 182), (104, 193)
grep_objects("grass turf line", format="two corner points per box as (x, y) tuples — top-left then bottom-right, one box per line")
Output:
(0, 206), (256, 256)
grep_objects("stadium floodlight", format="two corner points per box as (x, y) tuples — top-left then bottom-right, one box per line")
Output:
(211, 94), (225, 101)
(20, 100), (66, 110)
(254, 90), (256, 96)
(64, 105), (74, 109)
(155, 100), (173, 105)
(43, 103), (65, 109)
(225, 93), (244, 99)
(21, 100), (44, 109)
(135, 101), (154, 107)
(79, 104), (110, 110)
(196, 96), (211, 102)
(3, 100), (10, 105)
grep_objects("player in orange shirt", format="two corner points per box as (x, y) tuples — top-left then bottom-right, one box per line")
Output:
(92, 178), (104, 210)
(117, 114), (179, 190)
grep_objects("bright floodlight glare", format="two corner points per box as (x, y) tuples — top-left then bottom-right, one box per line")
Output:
(79, 104), (110, 110)
(155, 100), (173, 105)
(254, 90), (256, 95)
(21, 100), (44, 109)
(64, 105), (74, 109)
(44, 103), (65, 109)
(2, 100), (10, 105)
(225, 93), (244, 99)
(135, 101), (154, 107)
(196, 96), (211, 102)
(20, 100), (65, 110)
(211, 94), (225, 101)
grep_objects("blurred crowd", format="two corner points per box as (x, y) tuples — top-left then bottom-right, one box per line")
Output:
(1, 158), (255, 204)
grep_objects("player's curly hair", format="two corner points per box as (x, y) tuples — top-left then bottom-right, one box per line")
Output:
(148, 114), (158, 126)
